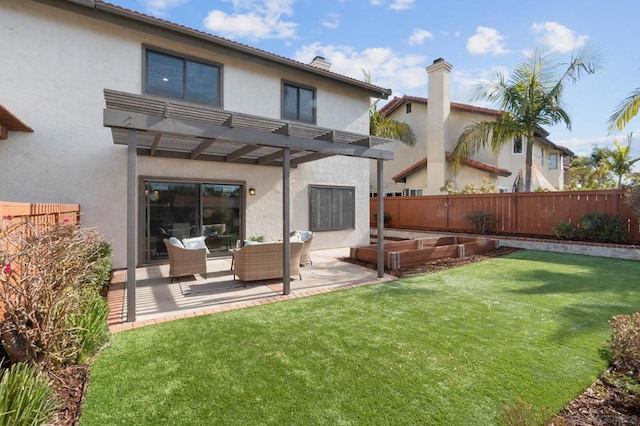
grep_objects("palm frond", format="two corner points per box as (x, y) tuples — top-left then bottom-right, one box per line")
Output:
(608, 87), (640, 132)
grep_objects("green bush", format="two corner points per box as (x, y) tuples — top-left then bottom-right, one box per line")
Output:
(575, 211), (628, 243)
(464, 210), (497, 234)
(0, 362), (59, 425)
(609, 313), (640, 375)
(66, 295), (110, 364)
(551, 221), (575, 240)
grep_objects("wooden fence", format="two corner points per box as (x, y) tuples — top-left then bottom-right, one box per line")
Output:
(0, 202), (80, 319)
(0, 202), (80, 226)
(370, 189), (640, 243)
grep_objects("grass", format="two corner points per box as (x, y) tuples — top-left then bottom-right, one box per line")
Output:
(80, 250), (640, 425)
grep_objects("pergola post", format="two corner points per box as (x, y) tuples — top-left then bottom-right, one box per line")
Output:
(377, 158), (384, 278)
(282, 147), (291, 295)
(126, 129), (137, 322)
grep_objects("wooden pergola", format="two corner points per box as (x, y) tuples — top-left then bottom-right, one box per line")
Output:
(103, 89), (393, 322)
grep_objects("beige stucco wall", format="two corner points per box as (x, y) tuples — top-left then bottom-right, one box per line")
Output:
(374, 101), (567, 194)
(1, 0), (373, 268)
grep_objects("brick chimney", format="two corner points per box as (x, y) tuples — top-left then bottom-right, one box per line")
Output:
(309, 56), (331, 71)
(425, 58), (452, 193)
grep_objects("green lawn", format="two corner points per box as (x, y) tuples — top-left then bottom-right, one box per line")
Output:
(80, 250), (640, 425)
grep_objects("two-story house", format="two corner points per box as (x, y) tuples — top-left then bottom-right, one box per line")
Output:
(1, 0), (394, 274)
(373, 58), (573, 196)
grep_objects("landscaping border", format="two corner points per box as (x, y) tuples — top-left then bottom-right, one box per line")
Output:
(374, 228), (640, 261)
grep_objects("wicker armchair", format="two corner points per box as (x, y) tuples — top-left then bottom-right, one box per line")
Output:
(163, 239), (207, 283)
(291, 230), (314, 266)
(232, 241), (304, 286)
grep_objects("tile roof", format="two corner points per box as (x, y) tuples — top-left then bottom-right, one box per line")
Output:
(379, 95), (503, 117)
(60, 1), (392, 98)
(392, 153), (511, 182)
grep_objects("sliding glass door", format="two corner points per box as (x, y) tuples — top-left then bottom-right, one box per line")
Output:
(144, 180), (242, 263)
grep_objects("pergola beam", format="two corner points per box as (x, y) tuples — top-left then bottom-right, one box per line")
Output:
(190, 138), (216, 159)
(104, 109), (393, 161)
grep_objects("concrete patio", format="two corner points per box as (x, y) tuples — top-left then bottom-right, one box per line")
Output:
(107, 247), (395, 333)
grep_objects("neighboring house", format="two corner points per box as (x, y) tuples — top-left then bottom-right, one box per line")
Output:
(1, 0), (393, 271)
(372, 58), (573, 196)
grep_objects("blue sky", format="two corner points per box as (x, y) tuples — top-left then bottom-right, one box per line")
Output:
(108, 0), (640, 161)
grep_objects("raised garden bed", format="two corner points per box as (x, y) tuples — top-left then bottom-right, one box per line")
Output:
(351, 236), (498, 270)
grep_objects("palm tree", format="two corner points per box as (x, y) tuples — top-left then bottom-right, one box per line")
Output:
(364, 70), (416, 146)
(452, 46), (602, 191)
(609, 87), (640, 132)
(603, 134), (640, 188)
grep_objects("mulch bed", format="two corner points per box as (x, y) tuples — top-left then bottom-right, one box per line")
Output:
(50, 364), (89, 425)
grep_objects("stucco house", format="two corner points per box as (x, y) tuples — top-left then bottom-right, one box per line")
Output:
(1, 1), (394, 283)
(372, 58), (573, 197)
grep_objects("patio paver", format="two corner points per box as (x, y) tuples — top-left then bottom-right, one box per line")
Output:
(107, 247), (394, 333)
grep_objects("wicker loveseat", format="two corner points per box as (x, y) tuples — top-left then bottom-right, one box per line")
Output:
(232, 241), (304, 285)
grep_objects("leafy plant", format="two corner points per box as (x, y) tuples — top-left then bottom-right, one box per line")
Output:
(65, 295), (110, 364)
(0, 362), (59, 425)
(609, 313), (640, 375)
(373, 211), (391, 224)
(464, 210), (497, 234)
(574, 211), (628, 243)
(552, 221), (575, 240)
(0, 221), (112, 368)
(249, 235), (265, 242)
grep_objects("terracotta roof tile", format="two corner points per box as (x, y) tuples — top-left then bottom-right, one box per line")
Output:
(392, 153), (511, 182)
(379, 95), (502, 117)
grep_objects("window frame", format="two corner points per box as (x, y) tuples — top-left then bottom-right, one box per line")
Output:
(513, 137), (523, 155)
(142, 45), (223, 107)
(309, 185), (355, 232)
(549, 152), (559, 170)
(281, 80), (317, 124)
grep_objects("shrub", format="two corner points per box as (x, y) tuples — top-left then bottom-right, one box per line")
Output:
(551, 221), (575, 240)
(0, 362), (59, 425)
(464, 210), (497, 234)
(0, 221), (112, 368)
(609, 313), (640, 375)
(373, 212), (391, 224)
(65, 295), (110, 364)
(574, 211), (628, 243)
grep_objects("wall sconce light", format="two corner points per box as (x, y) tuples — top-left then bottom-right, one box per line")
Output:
(248, 187), (256, 196)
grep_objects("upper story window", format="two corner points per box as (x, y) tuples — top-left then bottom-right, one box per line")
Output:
(145, 48), (222, 106)
(549, 153), (559, 170)
(540, 148), (545, 166)
(513, 137), (523, 154)
(406, 103), (412, 113)
(282, 82), (316, 124)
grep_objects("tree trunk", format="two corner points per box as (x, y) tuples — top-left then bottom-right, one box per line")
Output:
(524, 135), (534, 192)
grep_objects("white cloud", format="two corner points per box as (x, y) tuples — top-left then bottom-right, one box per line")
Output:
(321, 12), (340, 29)
(142, 0), (189, 16)
(369, 0), (414, 9)
(390, 0), (415, 10)
(531, 22), (588, 53)
(408, 29), (433, 46)
(466, 26), (508, 55)
(450, 67), (510, 104)
(203, 0), (297, 41)
(293, 42), (428, 96)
